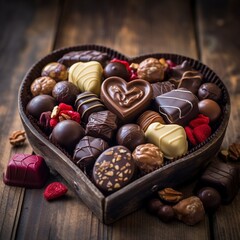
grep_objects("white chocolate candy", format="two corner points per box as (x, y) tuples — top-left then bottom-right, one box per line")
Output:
(145, 122), (188, 159)
(69, 61), (103, 96)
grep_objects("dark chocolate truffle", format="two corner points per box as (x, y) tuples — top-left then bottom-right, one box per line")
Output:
(26, 94), (56, 119)
(116, 124), (146, 151)
(52, 81), (79, 105)
(75, 92), (106, 124)
(198, 83), (222, 102)
(3, 154), (49, 188)
(104, 62), (130, 81)
(93, 145), (135, 192)
(154, 88), (199, 126)
(157, 205), (175, 223)
(73, 136), (109, 170)
(197, 187), (221, 212)
(85, 110), (118, 141)
(50, 120), (85, 153)
(198, 99), (221, 122)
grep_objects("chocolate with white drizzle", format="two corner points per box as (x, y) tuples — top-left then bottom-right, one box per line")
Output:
(154, 88), (199, 126)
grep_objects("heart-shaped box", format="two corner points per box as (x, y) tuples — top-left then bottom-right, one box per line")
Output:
(18, 45), (230, 224)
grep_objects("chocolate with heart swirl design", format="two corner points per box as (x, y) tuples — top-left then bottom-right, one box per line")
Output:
(100, 77), (153, 122)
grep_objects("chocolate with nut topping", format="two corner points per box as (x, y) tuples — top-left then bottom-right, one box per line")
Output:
(93, 146), (135, 193)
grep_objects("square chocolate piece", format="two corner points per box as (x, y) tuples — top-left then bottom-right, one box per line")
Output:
(196, 161), (239, 204)
(3, 154), (49, 188)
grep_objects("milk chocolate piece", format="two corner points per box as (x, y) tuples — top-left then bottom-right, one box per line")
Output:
(41, 62), (68, 82)
(26, 95), (57, 119)
(132, 143), (164, 174)
(100, 77), (153, 122)
(151, 81), (175, 98)
(93, 146), (135, 192)
(116, 124), (146, 151)
(137, 58), (165, 83)
(197, 161), (239, 204)
(52, 81), (79, 105)
(154, 88), (199, 126)
(73, 136), (109, 170)
(3, 154), (49, 188)
(145, 122), (188, 159)
(69, 61), (103, 96)
(137, 110), (165, 132)
(169, 60), (202, 94)
(198, 83), (222, 102)
(58, 50), (110, 67)
(50, 120), (85, 153)
(75, 92), (106, 124)
(86, 110), (118, 141)
(198, 99), (221, 122)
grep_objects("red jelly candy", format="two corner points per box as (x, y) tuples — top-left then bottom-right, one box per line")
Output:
(59, 103), (73, 111)
(193, 124), (212, 143)
(44, 182), (68, 201)
(189, 114), (210, 128)
(185, 126), (198, 146)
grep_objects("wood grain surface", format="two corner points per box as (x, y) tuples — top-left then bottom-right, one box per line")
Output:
(0, 0), (239, 239)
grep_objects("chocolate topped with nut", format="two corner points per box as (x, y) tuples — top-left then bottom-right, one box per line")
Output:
(93, 146), (135, 192)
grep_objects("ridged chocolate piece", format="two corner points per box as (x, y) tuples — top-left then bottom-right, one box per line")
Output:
(154, 88), (199, 126)
(85, 110), (118, 141)
(132, 143), (164, 174)
(73, 136), (109, 170)
(137, 110), (165, 132)
(169, 60), (202, 94)
(58, 50), (110, 67)
(151, 81), (175, 98)
(196, 161), (239, 204)
(3, 154), (49, 188)
(75, 92), (106, 123)
(93, 146), (135, 192)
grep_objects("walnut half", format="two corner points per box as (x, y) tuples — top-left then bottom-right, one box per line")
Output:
(9, 130), (26, 146)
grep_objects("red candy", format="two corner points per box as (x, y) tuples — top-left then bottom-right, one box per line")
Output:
(50, 103), (80, 127)
(185, 114), (211, 146)
(44, 182), (68, 201)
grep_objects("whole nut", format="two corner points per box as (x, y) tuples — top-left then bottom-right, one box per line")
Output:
(137, 58), (165, 83)
(31, 76), (56, 96)
(228, 142), (240, 161)
(173, 196), (205, 225)
(41, 62), (68, 82)
(158, 188), (183, 204)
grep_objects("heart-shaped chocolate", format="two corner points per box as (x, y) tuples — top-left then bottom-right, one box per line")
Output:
(100, 77), (153, 122)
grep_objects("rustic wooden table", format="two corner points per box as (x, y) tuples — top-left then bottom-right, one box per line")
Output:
(1, 0), (240, 239)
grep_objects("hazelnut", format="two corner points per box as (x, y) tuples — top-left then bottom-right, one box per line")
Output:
(173, 196), (205, 225)
(137, 58), (165, 83)
(41, 62), (68, 82)
(30, 76), (56, 96)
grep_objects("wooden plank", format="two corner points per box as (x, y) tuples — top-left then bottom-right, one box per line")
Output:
(0, 0), (59, 239)
(197, 0), (240, 239)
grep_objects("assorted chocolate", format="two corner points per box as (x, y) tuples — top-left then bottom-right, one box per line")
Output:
(23, 49), (227, 195)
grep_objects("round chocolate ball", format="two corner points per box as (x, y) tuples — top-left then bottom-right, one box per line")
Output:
(197, 187), (221, 212)
(157, 205), (175, 222)
(104, 62), (130, 81)
(116, 124), (146, 151)
(26, 95), (56, 119)
(50, 120), (85, 153)
(52, 81), (79, 105)
(147, 198), (163, 215)
(198, 99), (221, 122)
(198, 83), (222, 102)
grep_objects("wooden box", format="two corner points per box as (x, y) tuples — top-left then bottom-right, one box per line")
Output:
(18, 45), (230, 224)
